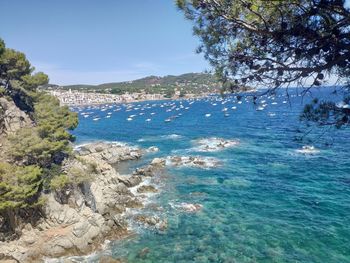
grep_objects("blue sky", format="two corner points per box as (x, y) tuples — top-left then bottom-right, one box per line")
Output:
(1, 0), (209, 85)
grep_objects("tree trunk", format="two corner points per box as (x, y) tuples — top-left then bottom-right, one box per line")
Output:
(5, 209), (16, 233)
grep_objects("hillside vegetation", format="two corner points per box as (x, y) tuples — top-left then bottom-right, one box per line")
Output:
(52, 73), (222, 97)
(0, 38), (79, 237)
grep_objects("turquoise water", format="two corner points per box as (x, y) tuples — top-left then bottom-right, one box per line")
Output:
(71, 88), (350, 263)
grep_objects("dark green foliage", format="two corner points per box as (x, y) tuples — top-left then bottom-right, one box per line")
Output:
(177, 0), (350, 128)
(33, 93), (78, 139)
(0, 49), (32, 83)
(0, 163), (42, 211)
(22, 72), (49, 91)
(0, 38), (79, 232)
(0, 39), (5, 57)
(8, 93), (78, 167)
(301, 97), (350, 128)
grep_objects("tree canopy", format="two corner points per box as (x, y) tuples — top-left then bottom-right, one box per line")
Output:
(0, 38), (79, 233)
(177, 0), (350, 127)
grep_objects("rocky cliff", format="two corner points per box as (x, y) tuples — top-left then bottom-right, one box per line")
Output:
(0, 142), (167, 262)
(0, 97), (32, 138)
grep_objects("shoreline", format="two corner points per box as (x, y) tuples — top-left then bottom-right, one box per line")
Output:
(0, 134), (242, 262)
(0, 142), (167, 263)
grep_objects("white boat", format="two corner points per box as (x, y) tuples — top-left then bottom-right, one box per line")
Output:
(205, 113), (211, 117)
(127, 118), (133, 121)
(93, 118), (100, 121)
(165, 118), (171, 122)
(146, 118), (151, 122)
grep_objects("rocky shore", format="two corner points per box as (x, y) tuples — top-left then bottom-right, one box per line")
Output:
(0, 137), (225, 262)
(0, 142), (166, 263)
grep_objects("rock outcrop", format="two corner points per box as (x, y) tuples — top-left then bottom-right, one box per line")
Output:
(0, 97), (32, 137)
(0, 142), (165, 263)
(166, 155), (221, 169)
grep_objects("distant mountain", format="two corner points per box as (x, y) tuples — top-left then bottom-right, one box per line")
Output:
(49, 73), (221, 97)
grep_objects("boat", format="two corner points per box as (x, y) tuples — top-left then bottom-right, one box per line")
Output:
(205, 113), (211, 117)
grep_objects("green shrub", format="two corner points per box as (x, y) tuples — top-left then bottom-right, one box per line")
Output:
(49, 174), (69, 190)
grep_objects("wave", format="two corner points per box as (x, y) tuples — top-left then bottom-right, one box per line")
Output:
(137, 134), (184, 142)
(191, 137), (239, 152)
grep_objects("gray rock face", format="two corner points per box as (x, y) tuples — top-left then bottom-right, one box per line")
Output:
(0, 98), (32, 137)
(76, 142), (142, 164)
(0, 142), (152, 262)
(137, 185), (158, 193)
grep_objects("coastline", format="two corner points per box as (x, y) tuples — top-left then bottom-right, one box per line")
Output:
(0, 142), (167, 263)
(0, 136), (238, 262)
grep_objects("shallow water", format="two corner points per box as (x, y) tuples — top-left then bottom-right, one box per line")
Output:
(70, 87), (350, 263)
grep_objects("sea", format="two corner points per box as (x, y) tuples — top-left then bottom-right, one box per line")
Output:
(66, 87), (349, 263)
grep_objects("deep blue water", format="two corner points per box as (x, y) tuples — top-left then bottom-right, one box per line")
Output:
(70, 87), (350, 263)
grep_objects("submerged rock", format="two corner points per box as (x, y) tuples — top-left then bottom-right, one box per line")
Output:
(166, 156), (221, 169)
(134, 215), (167, 231)
(146, 146), (159, 153)
(137, 185), (158, 193)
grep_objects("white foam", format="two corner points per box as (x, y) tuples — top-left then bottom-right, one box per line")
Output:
(295, 145), (320, 155)
(191, 137), (239, 152)
(165, 155), (221, 169)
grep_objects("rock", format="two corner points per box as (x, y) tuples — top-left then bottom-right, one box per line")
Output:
(151, 158), (166, 167)
(133, 163), (164, 178)
(192, 137), (239, 152)
(99, 256), (124, 263)
(135, 215), (159, 226)
(179, 203), (203, 212)
(72, 221), (91, 238)
(0, 140), (166, 261)
(112, 215), (128, 229)
(0, 98), (32, 137)
(167, 156), (220, 169)
(117, 175), (142, 187)
(126, 198), (144, 209)
(137, 185), (158, 193)
(76, 142), (142, 164)
(21, 235), (36, 245)
(137, 247), (150, 259)
(157, 219), (168, 231)
(146, 146), (159, 153)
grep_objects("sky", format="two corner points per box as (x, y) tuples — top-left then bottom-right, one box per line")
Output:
(1, 0), (209, 85)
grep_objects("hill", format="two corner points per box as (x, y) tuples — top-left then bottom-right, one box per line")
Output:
(53, 73), (221, 97)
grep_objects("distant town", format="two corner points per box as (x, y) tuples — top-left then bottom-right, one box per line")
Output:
(46, 88), (209, 106)
(44, 73), (221, 105)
